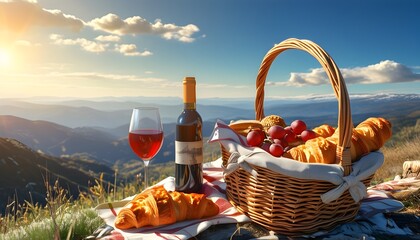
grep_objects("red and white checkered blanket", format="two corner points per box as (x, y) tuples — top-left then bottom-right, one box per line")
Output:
(95, 159), (250, 240)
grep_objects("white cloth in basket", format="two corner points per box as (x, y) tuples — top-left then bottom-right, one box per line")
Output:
(208, 120), (384, 204)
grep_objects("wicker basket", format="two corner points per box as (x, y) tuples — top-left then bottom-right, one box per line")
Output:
(221, 38), (372, 235)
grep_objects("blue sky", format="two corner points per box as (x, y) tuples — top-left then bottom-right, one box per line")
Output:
(0, 0), (419, 99)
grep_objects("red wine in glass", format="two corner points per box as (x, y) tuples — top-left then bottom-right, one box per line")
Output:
(129, 107), (163, 189)
(128, 130), (163, 160)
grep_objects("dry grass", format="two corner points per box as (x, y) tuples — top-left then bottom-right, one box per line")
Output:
(372, 122), (420, 214)
(373, 136), (420, 183)
(0, 172), (129, 240)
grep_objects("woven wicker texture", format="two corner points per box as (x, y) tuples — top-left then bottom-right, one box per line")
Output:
(221, 38), (368, 235)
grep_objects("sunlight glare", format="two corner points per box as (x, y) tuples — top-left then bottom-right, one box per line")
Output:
(0, 50), (11, 67)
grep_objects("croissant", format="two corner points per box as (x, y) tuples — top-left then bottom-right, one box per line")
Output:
(284, 137), (337, 164)
(284, 117), (392, 164)
(350, 117), (392, 161)
(115, 185), (219, 230)
(312, 124), (335, 138)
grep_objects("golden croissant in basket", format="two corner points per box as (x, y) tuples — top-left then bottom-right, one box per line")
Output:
(312, 124), (336, 138)
(115, 185), (219, 230)
(284, 117), (392, 164)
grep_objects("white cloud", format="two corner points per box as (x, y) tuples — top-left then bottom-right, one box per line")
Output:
(199, 83), (249, 89)
(0, 0), (84, 32)
(268, 60), (420, 86)
(0, 67), (264, 99)
(46, 71), (165, 83)
(95, 35), (121, 42)
(50, 34), (108, 53)
(115, 44), (152, 56)
(88, 13), (200, 42)
(50, 34), (152, 56)
(14, 40), (41, 47)
(343, 60), (420, 84)
(0, 1), (201, 58)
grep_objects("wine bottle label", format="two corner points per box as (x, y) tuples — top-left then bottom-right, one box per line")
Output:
(175, 140), (203, 165)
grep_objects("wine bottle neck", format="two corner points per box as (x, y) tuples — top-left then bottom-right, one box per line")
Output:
(183, 77), (196, 106)
(184, 102), (196, 110)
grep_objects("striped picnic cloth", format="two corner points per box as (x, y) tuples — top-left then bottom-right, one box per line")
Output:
(95, 159), (251, 240)
(95, 158), (413, 239)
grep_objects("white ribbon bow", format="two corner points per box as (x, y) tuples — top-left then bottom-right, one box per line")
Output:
(223, 151), (258, 178)
(321, 173), (367, 204)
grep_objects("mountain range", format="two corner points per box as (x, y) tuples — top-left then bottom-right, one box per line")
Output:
(0, 137), (114, 213)
(1, 93), (417, 129)
(0, 115), (217, 165)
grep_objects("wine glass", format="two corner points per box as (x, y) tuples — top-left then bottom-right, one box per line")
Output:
(128, 107), (164, 189)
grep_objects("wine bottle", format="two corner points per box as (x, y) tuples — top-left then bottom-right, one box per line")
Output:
(175, 77), (203, 193)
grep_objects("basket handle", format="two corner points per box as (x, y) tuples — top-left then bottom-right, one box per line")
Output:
(255, 38), (353, 176)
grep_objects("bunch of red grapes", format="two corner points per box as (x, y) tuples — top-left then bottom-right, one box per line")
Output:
(246, 120), (317, 157)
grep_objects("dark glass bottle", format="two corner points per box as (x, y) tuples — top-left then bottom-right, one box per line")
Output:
(175, 77), (203, 193)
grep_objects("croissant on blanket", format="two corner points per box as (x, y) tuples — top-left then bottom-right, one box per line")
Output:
(284, 117), (392, 164)
(115, 185), (219, 230)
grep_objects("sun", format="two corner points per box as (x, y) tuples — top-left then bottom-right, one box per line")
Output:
(0, 50), (11, 67)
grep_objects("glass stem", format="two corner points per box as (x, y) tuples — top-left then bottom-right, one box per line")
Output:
(144, 160), (150, 189)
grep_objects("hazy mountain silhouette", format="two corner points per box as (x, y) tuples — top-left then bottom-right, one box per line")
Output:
(0, 115), (216, 166)
(0, 137), (114, 213)
(1, 93), (418, 129)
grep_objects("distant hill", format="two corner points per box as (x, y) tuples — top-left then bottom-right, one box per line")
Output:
(0, 115), (125, 165)
(0, 115), (216, 166)
(0, 100), (131, 128)
(262, 93), (420, 130)
(0, 138), (114, 213)
(0, 99), (247, 128)
(0, 93), (418, 129)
